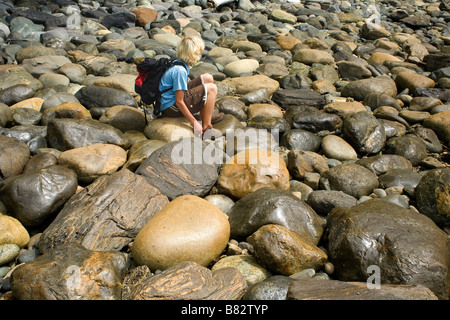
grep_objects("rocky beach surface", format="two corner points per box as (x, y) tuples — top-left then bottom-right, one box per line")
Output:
(0, 0), (449, 301)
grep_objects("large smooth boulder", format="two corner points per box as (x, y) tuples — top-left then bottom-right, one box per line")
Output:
(0, 165), (78, 228)
(327, 199), (450, 300)
(132, 195), (230, 271)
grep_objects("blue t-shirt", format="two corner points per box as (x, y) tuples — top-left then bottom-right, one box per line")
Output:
(159, 60), (189, 111)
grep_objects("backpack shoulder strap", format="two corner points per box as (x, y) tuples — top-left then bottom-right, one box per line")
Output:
(171, 60), (188, 72)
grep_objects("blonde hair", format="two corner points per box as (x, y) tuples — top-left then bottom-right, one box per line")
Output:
(177, 36), (205, 66)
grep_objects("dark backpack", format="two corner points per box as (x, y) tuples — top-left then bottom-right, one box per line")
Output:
(135, 57), (187, 117)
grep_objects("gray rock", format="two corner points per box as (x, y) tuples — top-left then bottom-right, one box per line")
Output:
(0, 135), (30, 179)
(320, 163), (379, 199)
(136, 138), (223, 200)
(243, 275), (295, 300)
(280, 129), (322, 152)
(0, 244), (20, 265)
(0, 165), (78, 228)
(356, 154), (413, 176)
(0, 84), (35, 106)
(341, 75), (397, 101)
(385, 134), (428, 166)
(307, 190), (358, 216)
(285, 105), (343, 133)
(343, 111), (386, 155)
(272, 89), (326, 109)
(74, 86), (136, 109)
(227, 188), (324, 245)
(378, 169), (422, 189)
(47, 118), (132, 151)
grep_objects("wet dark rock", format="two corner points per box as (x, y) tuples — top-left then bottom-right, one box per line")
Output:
(341, 75), (397, 101)
(285, 105), (342, 133)
(216, 97), (247, 122)
(0, 135), (30, 179)
(280, 129), (321, 152)
(415, 168), (450, 228)
(0, 165), (77, 228)
(378, 169), (422, 190)
(0, 125), (47, 153)
(320, 163), (379, 199)
(247, 116), (290, 136)
(136, 138), (222, 200)
(411, 125), (443, 153)
(356, 154), (413, 176)
(74, 86), (136, 109)
(272, 89), (326, 109)
(100, 12), (136, 29)
(227, 188), (324, 245)
(327, 199), (450, 300)
(385, 134), (428, 166)
(11, 244), (129, 300)
(0, 84), (35, 106)
(47, 118), (132, 151)
(306, 190), (358, 216)
(342, 111), (386, 155)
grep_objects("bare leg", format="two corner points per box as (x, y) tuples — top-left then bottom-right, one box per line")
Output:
(200, 79), (217, 132)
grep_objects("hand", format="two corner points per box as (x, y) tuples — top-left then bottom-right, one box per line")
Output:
(193, 120), (203, 136)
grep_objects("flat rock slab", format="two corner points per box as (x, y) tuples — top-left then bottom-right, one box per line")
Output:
(136, 137), (222, 200)
(287, 279), (438, 300)
(38, 169), (169, 253)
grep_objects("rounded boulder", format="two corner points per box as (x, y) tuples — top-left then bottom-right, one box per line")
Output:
(132, 195), (230, 271)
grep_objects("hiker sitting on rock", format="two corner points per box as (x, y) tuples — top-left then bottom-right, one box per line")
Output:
(159, 36), (222, 135)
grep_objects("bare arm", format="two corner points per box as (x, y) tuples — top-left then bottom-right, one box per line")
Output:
(174, 90), (202, 134)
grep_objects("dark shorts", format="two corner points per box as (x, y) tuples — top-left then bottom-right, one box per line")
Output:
(162, 75), (207, 117)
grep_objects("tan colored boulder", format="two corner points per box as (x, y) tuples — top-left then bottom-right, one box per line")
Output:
(395, 71), (435, 92)
(217, 148), (290, 199)
(222, 75), (280, 96)
(58, 144), (127, 183)
(0, 215), (30, 248)
(132, 195), (230, 271)
(10, 97), (44, 112)
(131, 8), (158, 27)
(247, 224), (328, 276)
